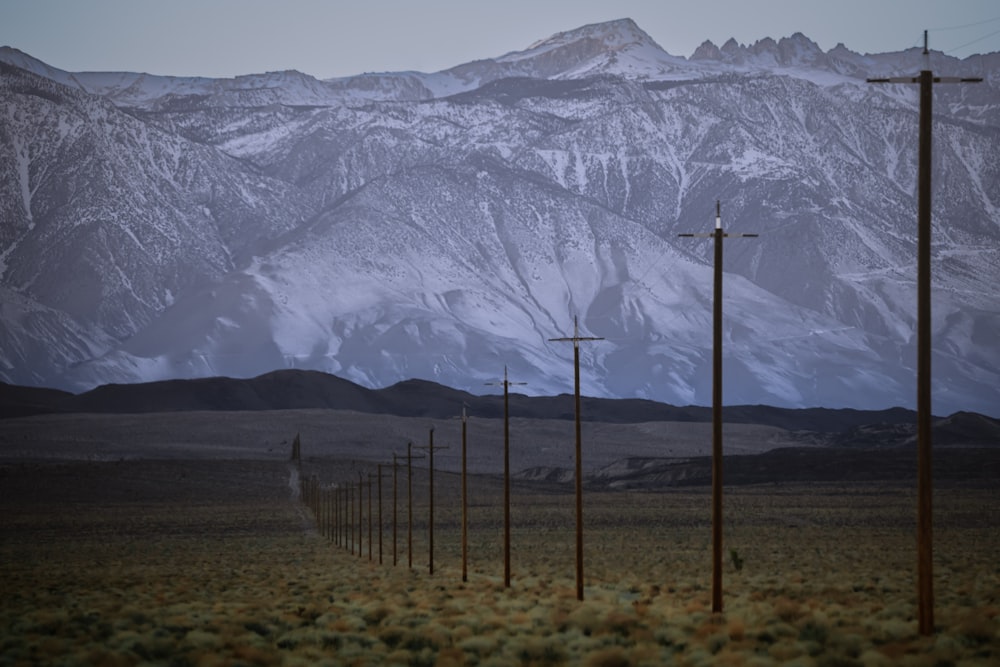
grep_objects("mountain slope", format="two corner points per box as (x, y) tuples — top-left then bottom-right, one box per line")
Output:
(1, 19), (998, 415)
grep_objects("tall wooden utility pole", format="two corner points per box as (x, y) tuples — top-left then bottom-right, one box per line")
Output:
(680, 200), (758, 614)
(868, 31), (980, 636)
(549, 316), (604, 601)
(461, 405), (469, 583)
(486, 366), (526, 588)
(416, 427), (449, 575)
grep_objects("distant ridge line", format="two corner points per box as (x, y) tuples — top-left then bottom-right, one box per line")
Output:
(0, 368), (936, 432)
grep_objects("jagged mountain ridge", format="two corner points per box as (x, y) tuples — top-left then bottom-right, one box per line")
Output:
(2, 20), (997, 107)
(1, 19), (998, 415)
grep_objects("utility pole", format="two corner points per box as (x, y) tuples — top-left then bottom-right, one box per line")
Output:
(317, 485), (325, 538)
(342, 486), (349, 551)
(348, 482), (354, 555)
(368, 473), (375, 562)
(321, 486), (327, 539)
(358, 472), (365, 561)
(549, 316), (604, 601)
(679, 199), (758, 614)
(326, 487), (332, 540)
(337, 486), (344, 549)
(392, 453), (399, 566)
(376, 464), (386, 564)
(486, 366), (526, 588)
(868, 31), (980, 636)
(461, 405), (469, 583)
(407, 442), (426, 569)
(416, 427), (450, 575)
(324, 487), (331, 540)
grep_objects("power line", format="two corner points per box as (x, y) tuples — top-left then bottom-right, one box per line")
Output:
(944, 28), (1000, 55)
(925, 15), (1000, 55)
(930, 15), (1000, 31)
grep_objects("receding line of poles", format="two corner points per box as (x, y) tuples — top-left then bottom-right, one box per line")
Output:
(549, 316), (603, 601)
(867, 30), (980, 636)
(298, 41), (975, 624)
(679, 199), (758, 614)
(486, 366), (526, 588)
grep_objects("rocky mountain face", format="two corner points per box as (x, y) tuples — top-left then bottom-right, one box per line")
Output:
(1, 19), (998, 415)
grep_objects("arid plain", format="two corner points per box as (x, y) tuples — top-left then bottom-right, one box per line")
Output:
(1, 409), (998, 666)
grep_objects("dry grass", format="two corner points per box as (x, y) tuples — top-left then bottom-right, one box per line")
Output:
(1, 458), (998, 666)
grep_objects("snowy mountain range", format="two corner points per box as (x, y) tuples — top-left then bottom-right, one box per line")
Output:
(2, 18), (998, 416)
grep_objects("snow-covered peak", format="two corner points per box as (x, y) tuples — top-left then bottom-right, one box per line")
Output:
(521, 18), (663, 55)
(491, 17), (685, 79)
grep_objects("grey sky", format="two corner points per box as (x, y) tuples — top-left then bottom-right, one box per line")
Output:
(2, 0), (999, 79)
